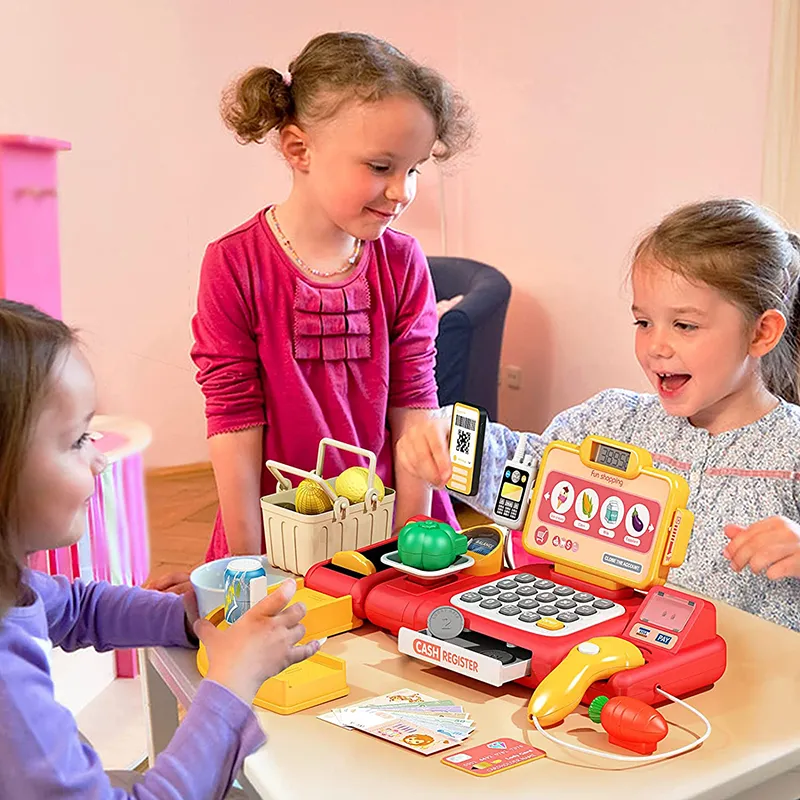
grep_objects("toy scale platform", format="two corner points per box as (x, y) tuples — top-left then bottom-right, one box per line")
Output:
(196, 579), (354, 714)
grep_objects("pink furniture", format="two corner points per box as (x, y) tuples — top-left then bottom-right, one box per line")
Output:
(0, 135), (70, 318)
(3, 134), (153, 679)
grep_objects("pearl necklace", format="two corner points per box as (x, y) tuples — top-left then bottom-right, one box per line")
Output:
(269, 206), (362, 277)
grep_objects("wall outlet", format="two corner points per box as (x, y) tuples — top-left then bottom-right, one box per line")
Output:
(506, 365), (522, 390)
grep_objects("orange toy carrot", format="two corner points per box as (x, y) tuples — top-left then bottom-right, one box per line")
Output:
(588, 695), (668, 755)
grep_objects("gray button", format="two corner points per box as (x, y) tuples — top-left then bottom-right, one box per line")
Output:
(499, 605), (522, 616)
(534, 579), (555, 590)
(518, 598), (539, 610)
(536, 592), (557, 604)
(516, 586), (537, 597)
(576, 605), (597, 616)
(537, 605), (558, 616)
(514, 573), (536, 584)
(498, 592), (520, 603)
(573, 592), (594, 603)
(480, 598), (502, 610)
(553, 586), (576, 597)
(460, 592), (481, 603)
(555, 599), (577, 610)
(557, 612), (579, 623)
(519, 612), (541, 624)
(593, 599), (615, 610)
(479, 585), (501, 596)
(497, 578), (519, 590)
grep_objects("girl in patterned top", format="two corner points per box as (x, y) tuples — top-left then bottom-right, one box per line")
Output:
(397, 199), (800, 631)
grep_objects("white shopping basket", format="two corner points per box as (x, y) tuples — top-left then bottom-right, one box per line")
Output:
(261, 438), (395, 575)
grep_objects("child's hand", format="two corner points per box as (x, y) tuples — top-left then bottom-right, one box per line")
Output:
(143, 571), (200, 631)
(395, 416), (452, 489)
(195, 579), (320, 704)
(723, 517), (800, 580)
(436, 294), (464, 320)
(143, 571), (193, 595)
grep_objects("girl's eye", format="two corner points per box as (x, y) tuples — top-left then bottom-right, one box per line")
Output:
(633, 319), (649, 329)
(675, 322), (698, 332)
(368, 163), (390, 173)
(73, 432), (92, 450)
(409, 167), (422, 176)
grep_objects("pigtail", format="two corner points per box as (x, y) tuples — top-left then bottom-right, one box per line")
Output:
(221, 66), (295, 144)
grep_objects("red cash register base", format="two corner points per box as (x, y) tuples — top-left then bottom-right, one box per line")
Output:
(304, 436), (727, 755)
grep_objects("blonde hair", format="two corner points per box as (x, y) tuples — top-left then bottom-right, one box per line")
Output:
(221, 31), (473, 161)
(632, 198), (800, 403)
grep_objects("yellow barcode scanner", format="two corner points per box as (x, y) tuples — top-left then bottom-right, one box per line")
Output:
(446, 403), (487, 496)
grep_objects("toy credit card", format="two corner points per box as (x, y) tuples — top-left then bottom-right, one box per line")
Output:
(441, 738), (545, 777)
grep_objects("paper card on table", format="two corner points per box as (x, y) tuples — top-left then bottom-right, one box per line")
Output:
(353, 713), (463, 756)
(318, 688), (442, 729)
(390, 714), (473, 740)
(441, 738), (546, 777)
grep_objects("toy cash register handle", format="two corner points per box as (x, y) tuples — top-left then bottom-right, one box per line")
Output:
(528, 637), (645, 727)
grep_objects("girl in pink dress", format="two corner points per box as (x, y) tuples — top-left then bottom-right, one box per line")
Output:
(192, 32), (473, 559)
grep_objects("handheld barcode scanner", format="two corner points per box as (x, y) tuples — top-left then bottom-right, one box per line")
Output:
(493, 435), (534, 529)
(446, 403), (487, 496)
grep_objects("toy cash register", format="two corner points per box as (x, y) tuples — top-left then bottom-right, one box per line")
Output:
(304, 433), (726, 751)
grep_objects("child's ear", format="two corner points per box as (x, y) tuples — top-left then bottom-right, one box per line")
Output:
(749, 308), (787, 357)
(279, 124), (310, 172)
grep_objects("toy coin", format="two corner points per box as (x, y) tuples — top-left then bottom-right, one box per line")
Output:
(427, 606), (465, 640)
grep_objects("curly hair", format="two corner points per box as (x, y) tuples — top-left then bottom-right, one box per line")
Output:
(221, 31), (474, 162)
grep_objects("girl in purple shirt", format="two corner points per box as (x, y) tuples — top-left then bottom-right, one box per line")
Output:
(191, 32), (474, 560)
(0, 299), (319, 798)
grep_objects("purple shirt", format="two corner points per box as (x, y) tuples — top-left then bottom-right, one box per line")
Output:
(0, 569), (265, 798)
(192, 210), (454, 560)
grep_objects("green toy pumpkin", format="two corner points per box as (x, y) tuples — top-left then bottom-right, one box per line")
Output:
(397, 520), (468, 571)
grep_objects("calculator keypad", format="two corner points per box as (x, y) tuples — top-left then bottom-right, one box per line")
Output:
(450, 572), (625, 637)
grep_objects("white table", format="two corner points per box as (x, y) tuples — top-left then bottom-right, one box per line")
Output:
(142, 596), (800, 800)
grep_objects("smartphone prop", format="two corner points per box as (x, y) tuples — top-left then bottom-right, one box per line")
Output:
(446, 403), (487, 496)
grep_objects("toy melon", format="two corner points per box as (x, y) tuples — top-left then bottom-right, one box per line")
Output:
(335, 466), (385, 504)
(295, 478), (333, 515)
(397, 520), (467, 571)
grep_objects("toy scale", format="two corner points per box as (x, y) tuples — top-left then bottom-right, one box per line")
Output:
(305, 433), (727, 734)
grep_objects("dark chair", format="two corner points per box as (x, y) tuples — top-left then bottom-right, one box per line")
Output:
(428, 257), (511, 421)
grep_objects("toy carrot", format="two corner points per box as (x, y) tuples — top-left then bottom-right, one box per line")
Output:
(588, 695), (668, 755)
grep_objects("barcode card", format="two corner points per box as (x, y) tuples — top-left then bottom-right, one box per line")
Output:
(447, 403), (487, 496)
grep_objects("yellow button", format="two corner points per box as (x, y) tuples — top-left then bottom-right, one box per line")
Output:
(536, 618), (564, 631)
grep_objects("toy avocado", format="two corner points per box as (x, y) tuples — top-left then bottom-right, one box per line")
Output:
(397, 520), (468, 571)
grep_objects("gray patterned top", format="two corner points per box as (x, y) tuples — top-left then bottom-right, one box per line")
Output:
(458, 389), (800, 632)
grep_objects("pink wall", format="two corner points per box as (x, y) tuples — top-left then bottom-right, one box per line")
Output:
(452, 1), (774, 433)
(0, 1), (773, 465)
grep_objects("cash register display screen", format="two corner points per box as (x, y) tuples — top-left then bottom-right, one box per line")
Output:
(640, 591), (695, 633)
(592, 443), (631, 472)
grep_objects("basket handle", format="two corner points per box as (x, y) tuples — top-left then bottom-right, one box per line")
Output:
(315, 438), (381, 512)
(264, 459), (351, 521)
(265, 460), (336, 500)
(315, 438), (378, 478)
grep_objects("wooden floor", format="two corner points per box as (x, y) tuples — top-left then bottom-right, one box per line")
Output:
(145, 468), (489, 580)
(146, 468), (219, 581)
